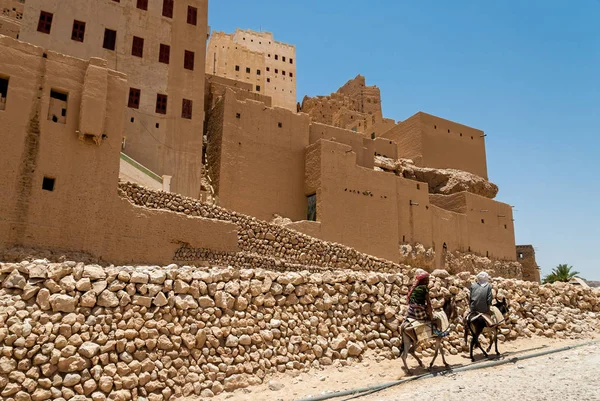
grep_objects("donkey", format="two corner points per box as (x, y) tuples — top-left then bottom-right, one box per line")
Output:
(463, 297), (510, 362)
(400, 297), (458, 374)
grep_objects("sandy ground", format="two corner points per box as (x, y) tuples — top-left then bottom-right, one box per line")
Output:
(198, 335), (600, 401)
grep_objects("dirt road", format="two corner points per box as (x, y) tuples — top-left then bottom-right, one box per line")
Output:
(202, 336), (599, 401)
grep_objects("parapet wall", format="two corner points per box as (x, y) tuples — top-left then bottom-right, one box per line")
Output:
(1, 260), (598, 400)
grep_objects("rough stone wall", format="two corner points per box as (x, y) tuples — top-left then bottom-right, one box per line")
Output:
(517, 245), (541, 283)
(1, 260), (598, 400)
(445, 251), (522, 279)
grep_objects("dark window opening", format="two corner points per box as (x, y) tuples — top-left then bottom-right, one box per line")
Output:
(103, 29), (117, 50)
(417, 184), (420, 190)
(128, 88), (140, 109)
(42, 177), (55, 191)
(49, 90), (68, 123)
(256, 85), (260, 92)
(71, 20), (86, 42)
(155, 123), (159, 128)
(266, 67), (270, 72)
(505, 224), (508, 229)
(402, 235), (405, 242)
(275, 55), (278, 60)
(181, 99), (192, 119)
(37, 11), (53, 34)
(235, 113), (241, 119)
(370, 133), (375, 139)
(184, 50), (195, 70)
(130, 117), (135, 123)
(289, 72), (293, 78)
(448, 129), (450, 133)
(137, 0), (148, 10)
(159, 44), (170, 64)
(282, 56), (286, 62)
(434, 125), (437, 129)
(307, 194), (317, 221)
(257, 69), (261, 75)
(481, 219), (485, 224)
(245, 67), (251, 73)
(275, 69), (278, 73)
(290, 58), (294, 64)
(278, 122), (282, 128)
(486, 251), (489, 257)
(0, 77), (8, 111)
(132, 36), (144, 57)
(235, 65), (240, 71)
(267, 78), (270, 83)
(156, 94), (167, 114)
(162, 0), (174, 18)
(187, 6), (198, 25)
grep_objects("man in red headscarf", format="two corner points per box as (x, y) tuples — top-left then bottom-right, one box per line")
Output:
(406, 269), (433, 321)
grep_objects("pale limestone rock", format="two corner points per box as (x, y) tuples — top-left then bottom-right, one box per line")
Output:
(83, 265), (106, 280)
(50, 294), (76, 312)
(97, 290), (119, 307)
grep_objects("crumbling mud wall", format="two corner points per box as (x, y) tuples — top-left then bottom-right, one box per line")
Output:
(1, 261), (598, 400)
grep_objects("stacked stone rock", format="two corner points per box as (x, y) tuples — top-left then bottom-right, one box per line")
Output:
(118, 183), (522, 279)
(1, 260), (598, 400)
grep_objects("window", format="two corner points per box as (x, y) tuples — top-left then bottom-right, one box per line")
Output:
(37, 11), (53, 34)
(137, 0), (148, 10)
(519, 253), (524, 259)
(370, 133), (375, 139)
(103, 29), (117, 50)
(278, 122), (283, 128)
(283, 56), (286, 62)
(184, 51), (195, 70)
(235, 113), (241, 119)
(289, 72), (293, 78)
(245, 67), (250, 73)
(156, 94), (167, 114)
(187, 6), (197, 25)
(71, 20), (86, 42)
(42, 177), (55, 192)
(128, 88), (140, 109)
(267, 78), (270, 83)
(256, 85), (260, 92)
(481, 219), (485, 224)
(282, 71), (286, 76)
(159, 44), (170, 64)
(290, 58), (294, 64)
(275, 69), (278, 74)
(275, 55), (278, 60)
(182, 99), (192, 119)
(48, 90), (68, 124)
(162, 0), (174, 18)
(132, 36), (144, 57)
(235, 65), (240, 71)
(257, 69), (261, 75)
(266, 67), (270, 72)
(307, 194), (317, 221)
(0, 77), (8, 111)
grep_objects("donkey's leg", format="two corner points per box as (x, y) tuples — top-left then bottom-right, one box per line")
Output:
(429, 337), (440, 369)
(439, 339), (450, 367)
(494, 327), (500, 355)
(408, 338), (424, 368)
(401, 332), (412, 374)
(475, 328), (488, 358)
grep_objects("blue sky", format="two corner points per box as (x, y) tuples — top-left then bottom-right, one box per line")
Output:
(209, 0), (600, 280)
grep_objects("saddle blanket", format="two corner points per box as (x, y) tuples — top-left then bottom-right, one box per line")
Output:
(470, 306), (504, 327)
(404, 311), (449, 343)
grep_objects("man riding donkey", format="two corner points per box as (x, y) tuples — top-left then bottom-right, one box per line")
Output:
(399, 269), (456, 373)
(464, 271), (510, 361)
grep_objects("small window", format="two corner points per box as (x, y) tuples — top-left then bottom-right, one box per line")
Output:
(370, 133), (375, 139)
(448, 129), (451, 133)
(71, 20), (86, 42)
(275, 69), (278, 74)
(128, 88), (140, 109)
(257, 69), (261, 75)
(245, 67), (251, 73)
(267, 78), (270, 83)
(0, 77), (8, 111)
(278, 122), (282, 128)
(282, 71), (286, 76)
(519, 252), (524, 259)
(307, 194), (317, 221)
(235, 65), (240, 71)
(235, 113), (241, 119)
(103, 29), (117, 50)
(187, 6), (197, 25)
(132, 36), (144, 57)
(37, 11), (53, 34)
(182, 99), (192, 119)
(184, 51), (195, 70)
(159, 44), (170, 64)
(256, 85), (260, 92)
(42, 177), (55, 192)
(266, 67), (270, 72)
(275, 55), (279, 60)
(481, 219), (485, 224)
(417, 184), (420, 190)
(505, 224), (508, 229)
(137, 0), (148, 10)
(48, 90), (68, 124)
(162, 0), (174, 18)
(283, 56), (286, 62)
(289, 72), (293, 78)
(290, 58), (294, 64)
(156, 94), (167, 115)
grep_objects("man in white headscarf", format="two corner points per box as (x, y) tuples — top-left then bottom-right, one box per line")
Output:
(469, 271), (493, 315)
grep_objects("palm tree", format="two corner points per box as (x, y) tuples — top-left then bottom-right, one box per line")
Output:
(543, 264), (580, 284)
